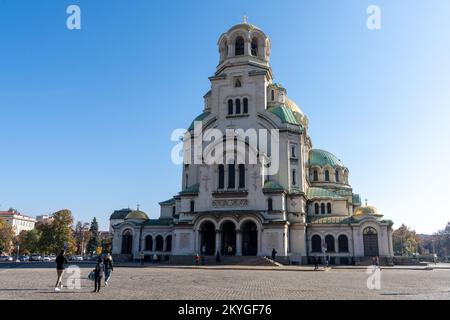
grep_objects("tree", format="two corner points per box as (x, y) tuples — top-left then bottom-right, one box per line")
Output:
(0, 219), (15, 254)
(74, 221), (90, 256)
(87, 217), (99, 255)
(37, 209), (76, 255)
(16, 229), (41, 255)
(392, 224), (421, 256)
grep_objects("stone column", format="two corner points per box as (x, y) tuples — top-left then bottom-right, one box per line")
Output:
(215, 230), (221, 255)
(236, 229), (242, 256)
(163, 237), (167, 252)
(153, 238), (157, 252)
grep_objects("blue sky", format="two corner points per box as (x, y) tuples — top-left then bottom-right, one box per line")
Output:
(0, 0), (449, 233)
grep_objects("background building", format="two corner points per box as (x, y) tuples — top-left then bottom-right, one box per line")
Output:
(0, 208), (36, 235)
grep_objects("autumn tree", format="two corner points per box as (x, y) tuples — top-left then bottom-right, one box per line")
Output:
(392, 224), (422, 256)
(16, 229), (41, 255)
(0, 219), (15, 254)
(37, 209), (76, 255)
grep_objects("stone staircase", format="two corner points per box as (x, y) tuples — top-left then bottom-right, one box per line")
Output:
(168, 255), (280, 266)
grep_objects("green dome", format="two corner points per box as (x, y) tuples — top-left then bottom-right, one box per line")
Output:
(309, 149), (345, 168)
(125, 210), (149, 220)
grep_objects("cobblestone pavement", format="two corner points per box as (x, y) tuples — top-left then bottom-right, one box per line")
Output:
(0, 264), (449, 300)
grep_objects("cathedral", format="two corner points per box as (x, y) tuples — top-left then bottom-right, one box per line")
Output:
(110, 20), (394, 265)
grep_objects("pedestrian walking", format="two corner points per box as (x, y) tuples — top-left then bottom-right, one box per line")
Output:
(153, 253), (158, 264)
(227, 245), (233, 256)
(271, 248), (277, 260)
(216, 251), (221, 263)
(195, 254), (200, 265)
(313, 255), (319, 271)
(104, 253), (114, 286)
(93, 257), (104, 293)
(139, 251), (145, 266)
(54, 249), (68, 291)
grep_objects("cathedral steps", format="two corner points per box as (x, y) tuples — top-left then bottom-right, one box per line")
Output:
(168, 255), (281, 266)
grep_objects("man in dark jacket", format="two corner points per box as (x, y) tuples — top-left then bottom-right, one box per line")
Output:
(54, 250), (68, 291)
(271, 248), (277, 260)
(93, 257), (104, 293)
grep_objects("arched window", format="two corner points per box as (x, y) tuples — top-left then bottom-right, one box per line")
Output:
(218, 164), (225, 189)
(335, 169), (340, 182)
(327, 203), (332, 214)
(238, 164), (245, 188)
(268, 198), (273, 211)
(228, 99), (233, 115)
(228, 164), (235, 188)
(243, 98), (248, 113)
(235, 99), (241, 114)
(251, 38), (258, 56)
(165, 235), (172, 252)
(338, 235), (349, 252)
(292, 170), (297, 186)
(325, 170), (330, 181)
(321, 203), (325, 214)
(271, 90), (275, 101)
(155, 235), (163, 251)
(325, 235), (335, 252)
(190, 200), (195, 213)
(313, 170), (318, 181)
(312, 235), (322, 252)
(235, 37), (244, 56)
(145, 235), (153, 251)
(314, 203), (319, 214)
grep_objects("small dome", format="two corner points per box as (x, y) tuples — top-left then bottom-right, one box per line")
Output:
(309, 149), (345, 168)
(125, 210), (149, 220)
(354, 206), (383, 218)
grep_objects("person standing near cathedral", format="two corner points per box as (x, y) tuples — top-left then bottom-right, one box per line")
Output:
(271, 248), (277, 261)
(216, 251), (221, 263)
(313, 255), (319, 271)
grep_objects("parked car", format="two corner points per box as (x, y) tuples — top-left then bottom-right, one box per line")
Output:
(0, 256), (13, 262)
(49, 255), (56, 261)
(19, 255), (29, 262)
(42, 256), (51, 262)
(73, 255), (83, 261)
(30, 254), (42, 261)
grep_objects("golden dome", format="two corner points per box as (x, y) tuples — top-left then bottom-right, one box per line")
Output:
(354, 206), (383, 218)
(285, 97), (303, 115)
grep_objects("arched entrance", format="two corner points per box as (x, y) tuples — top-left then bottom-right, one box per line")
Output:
(121, 229), (133, 254)
(200, 221), (216, 255)
(221, 221), (236, 255)
(363, 227), (379, 257)
(242, 221), (258, 256)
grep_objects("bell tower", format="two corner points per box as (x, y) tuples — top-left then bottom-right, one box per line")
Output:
(216, 18), (272, 75)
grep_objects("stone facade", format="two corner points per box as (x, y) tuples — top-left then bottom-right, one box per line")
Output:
(110, 21), (394, 265)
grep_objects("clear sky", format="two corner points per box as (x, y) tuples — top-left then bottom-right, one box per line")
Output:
(0, 0), (449, 233)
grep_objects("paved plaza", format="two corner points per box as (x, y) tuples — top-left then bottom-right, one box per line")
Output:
(0, 263), (449, 300)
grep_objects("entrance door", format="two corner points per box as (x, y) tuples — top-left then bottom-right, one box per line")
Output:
(363, 227), (379, 257)
(200, 221), (216, 255)
(242, 221), (258, 256)
(221, 221), (236, 255)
